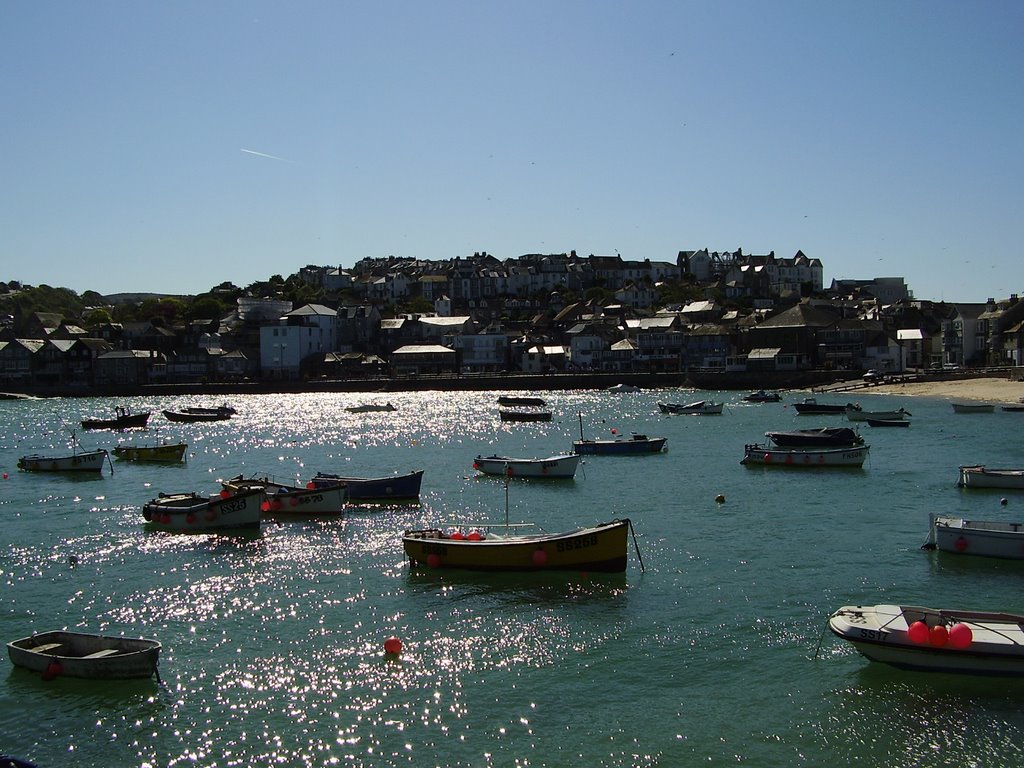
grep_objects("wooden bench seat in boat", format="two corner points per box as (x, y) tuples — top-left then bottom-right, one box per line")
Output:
(31, 643), (63, 653)
(82, 648), (120, 658)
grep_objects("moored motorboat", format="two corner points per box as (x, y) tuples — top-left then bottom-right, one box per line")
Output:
(924, 514), (1024, 559)
(142, 486), (266, 531)
(162, 409), (232, 423)
(572, 414), (666, 455)
(345, 402), (396, 413)
(497, 395), (546, 407)
(81, 407), (150, 430)
(793, 398), (850, 415)
(765, 427), (863, 447)
(182, 405), (236, 416)
(473, 453), (580, 479)
(958, 465), (1024, 490)
(17, 448), (109, 473)
(402, 518), (635, 573)
(952, 403), (996, 414)
(845, 406), (909, 422)
(222, 475), (347, 515)
(657, 400), (724, 415)
(112, 442), (187, 462)
(7, 630), (161, 680)
(311, 469), (424, 501)
(741, 443), (869, 467)
(573, 433), (667, 455)
(742, 390), (782, 403)
(499, 409), (553, 422)
(828, 603), (1024, 676)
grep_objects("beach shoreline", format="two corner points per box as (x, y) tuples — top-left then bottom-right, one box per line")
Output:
(850, 377), (1024, 404)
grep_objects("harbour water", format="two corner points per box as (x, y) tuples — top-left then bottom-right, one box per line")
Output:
(2, 388), (1024, 767)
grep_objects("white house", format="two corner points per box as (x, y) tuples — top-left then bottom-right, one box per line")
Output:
(259, 304), (338, 379)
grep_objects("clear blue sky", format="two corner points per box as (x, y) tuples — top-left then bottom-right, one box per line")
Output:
(2, 1), (1022, 303)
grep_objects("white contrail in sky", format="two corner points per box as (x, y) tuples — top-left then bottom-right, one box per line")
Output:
(240, 147), (290, 162)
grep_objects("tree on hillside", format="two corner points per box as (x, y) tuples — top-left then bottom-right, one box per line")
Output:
(0, 284), (86, 332)
(83, 307), (113, 327)
(187, 295), (230, 322)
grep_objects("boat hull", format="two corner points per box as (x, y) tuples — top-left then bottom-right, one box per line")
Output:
(473, 454), (580, 479)
(142, 487), (265, 531)
(163, 410), (231, 422)
(573, 436), (666, 455)
(829, 604), (1024, 676)
(17, 450), (108, 472)
(113, 443), (187, 462)
(742, 391), (781, 402)
(845, 408), (908, 422)
(81, 412), (150, 430)
(7, 630), (161, 680)
(765, 427), (863, 447)
(932, 516), (1024, 559)
(403, 519), (631, 573)
(499, 409), (552, 422)
(793, 399), (848, 415)
(952, 403), (996, 413)
(958, 466), (1024, 490)
(657, 401), (724, 415)
(741, 444), (869, 467)
(312, 470), (424, 501)
(497, 396), (545, 407)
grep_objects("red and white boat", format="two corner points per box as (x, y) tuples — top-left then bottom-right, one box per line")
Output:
(143, 486), (266, 531)
(829, 603), (1024, 676)
(741, 443), (869, 467)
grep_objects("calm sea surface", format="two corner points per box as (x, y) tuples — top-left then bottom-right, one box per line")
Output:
(2, 388), (1024, 767)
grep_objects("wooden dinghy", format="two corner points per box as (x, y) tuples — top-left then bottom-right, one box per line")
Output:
(7, 630), (161, 680)
(403, 518), (637, 573)
(473, 453), (580, 479)
(958, 465), (1024, 490)
(924, 514), (1024, 559)
(310, 469), (424, 501)
(112, 442), (187, 462)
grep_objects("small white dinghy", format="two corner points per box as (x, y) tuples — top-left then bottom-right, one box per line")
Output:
(473, 454), (580, 479)
(923, 514), (1024, 559)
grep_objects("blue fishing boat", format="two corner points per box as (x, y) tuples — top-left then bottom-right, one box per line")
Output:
(311, 469), (424, 501)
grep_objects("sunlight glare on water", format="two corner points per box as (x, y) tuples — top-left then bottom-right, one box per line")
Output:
(3, 388), (1024, 766)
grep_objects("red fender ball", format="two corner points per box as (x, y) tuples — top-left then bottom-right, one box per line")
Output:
(929, 625), (949, 647)
(907, 621), (929, 644)
(949, 623), (973, 649)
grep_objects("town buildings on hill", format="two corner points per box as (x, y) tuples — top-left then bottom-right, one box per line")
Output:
(1, 249), (1023, 391)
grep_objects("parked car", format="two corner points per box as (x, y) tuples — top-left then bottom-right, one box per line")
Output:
(863, 369), (883, 383)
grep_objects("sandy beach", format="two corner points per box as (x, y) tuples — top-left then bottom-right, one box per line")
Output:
(848, 376), (1024, 404)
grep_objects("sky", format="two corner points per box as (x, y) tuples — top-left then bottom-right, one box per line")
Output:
(2, 1), (1022, 303)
